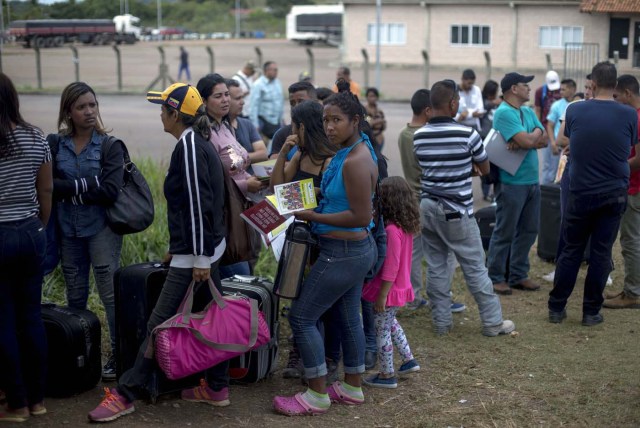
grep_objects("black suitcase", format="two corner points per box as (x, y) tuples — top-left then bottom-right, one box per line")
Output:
(114, 262), (202, 402)
(537, 184), (590, 262)
(475, 205), (496, 251)
(221, 275), (279, 383)
(41, 304), (102, 397)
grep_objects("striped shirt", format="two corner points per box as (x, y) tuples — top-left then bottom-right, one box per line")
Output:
(413, 116), (487, 215)
(0, 125), (51, 222)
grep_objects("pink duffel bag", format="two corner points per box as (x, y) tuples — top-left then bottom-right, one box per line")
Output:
(152, 278), (270, 380)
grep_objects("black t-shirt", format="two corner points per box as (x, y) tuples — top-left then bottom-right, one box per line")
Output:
(268, 124), (292, 157)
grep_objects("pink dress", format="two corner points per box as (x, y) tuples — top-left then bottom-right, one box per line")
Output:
(362, 222), (415, 307)
(209, 122), (252, 196)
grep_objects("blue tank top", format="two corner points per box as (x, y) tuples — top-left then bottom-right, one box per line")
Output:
(312, 132), (377, 235)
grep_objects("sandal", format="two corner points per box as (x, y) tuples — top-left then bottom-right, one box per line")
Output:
(326, 381), (364, 405)
(273, 392), (329, 416)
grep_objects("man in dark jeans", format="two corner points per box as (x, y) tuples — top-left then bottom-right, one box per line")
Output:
(548, 61), (636, 326)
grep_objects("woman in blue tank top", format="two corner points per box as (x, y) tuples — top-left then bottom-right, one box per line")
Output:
(273, 80), (377, 416)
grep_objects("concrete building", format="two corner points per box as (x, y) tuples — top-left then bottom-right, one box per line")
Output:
(342, 0), (640, 76)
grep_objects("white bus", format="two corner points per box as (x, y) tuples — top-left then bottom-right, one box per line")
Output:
(286, 4), (343, 46)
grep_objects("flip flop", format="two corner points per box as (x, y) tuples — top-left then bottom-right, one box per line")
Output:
(273, 392), (329, 416)
(326, 381), (364, 405)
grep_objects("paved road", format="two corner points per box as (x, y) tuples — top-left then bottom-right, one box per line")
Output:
(20, 93), (494, 209)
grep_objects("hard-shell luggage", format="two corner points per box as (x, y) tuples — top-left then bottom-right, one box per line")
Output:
(113, 262), (202, 402)
(475, 205), (496, 251)
(221, 275), (279, 383)
(41, 304), (102, 397)
(537, 184), (590, 262)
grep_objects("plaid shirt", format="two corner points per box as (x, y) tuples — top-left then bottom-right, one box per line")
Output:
(249, 75), (284, 128)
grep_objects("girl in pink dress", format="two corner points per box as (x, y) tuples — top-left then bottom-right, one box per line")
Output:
(362, 176), (421, 389)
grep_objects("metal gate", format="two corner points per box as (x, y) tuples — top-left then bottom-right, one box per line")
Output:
(563, 43), (599, 93)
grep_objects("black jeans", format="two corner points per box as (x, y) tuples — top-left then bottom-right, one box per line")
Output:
(549, 189), (627, 315)
(118, 262), (229, 402)
(0, 217), (48, 409)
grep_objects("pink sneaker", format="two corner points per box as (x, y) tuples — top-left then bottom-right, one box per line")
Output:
(181, 379), (230, 407)
(87, 387), (135, 422)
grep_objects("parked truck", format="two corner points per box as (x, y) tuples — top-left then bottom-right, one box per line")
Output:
(9, 14), (141, 49)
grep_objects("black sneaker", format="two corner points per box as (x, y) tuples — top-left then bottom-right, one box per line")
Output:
(102, 355), (117, 381)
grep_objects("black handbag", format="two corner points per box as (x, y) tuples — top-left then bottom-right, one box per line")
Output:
(365, 179), (387, 282)
(103, 137), (155, 235)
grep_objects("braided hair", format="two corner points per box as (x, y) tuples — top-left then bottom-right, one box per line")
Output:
(324, 79), (365, 132)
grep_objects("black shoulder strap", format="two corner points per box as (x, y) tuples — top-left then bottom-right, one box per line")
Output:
(46, 133), (61, 159)
(101, 136), (130, 165)
(234, 73), (250, 93)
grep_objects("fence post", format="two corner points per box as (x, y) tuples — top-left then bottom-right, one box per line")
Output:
(254, 46), (262, 70)
(69, 46), (79, 82)
(545, 53), (552, 71)
(145, 46), (175, 92)
(361, 48), (370, 90)
(421, 50), (429, 89)
(205, 46), (215, 73)
(484, 51), (492, 81)
(305, 47), (314, 83)
(112, 45), (122, 91)
(35, 46), (43, 90)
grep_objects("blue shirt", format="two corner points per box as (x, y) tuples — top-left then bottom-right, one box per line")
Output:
(546, 98), (568, 139)
(56, 131), (108, 238)
(249, 76), (284, 128)
(312, 134), (377, 235)
(492, 103), (543, 185)
(565, 99), (635, 194)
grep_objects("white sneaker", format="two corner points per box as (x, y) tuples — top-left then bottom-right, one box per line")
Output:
(482, 320), (516, 337)
(542, 271), (555, 283)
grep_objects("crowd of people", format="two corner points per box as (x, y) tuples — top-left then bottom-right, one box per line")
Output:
(0, 57), (637, 422)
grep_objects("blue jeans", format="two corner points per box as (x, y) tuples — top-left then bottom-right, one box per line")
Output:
(289, 235), (375, 379)
(219, 262), (250, 279)
(118, 263), (229, 402)
(487, 183), (540, 286)
(360, 300), (377, 353)
(61, 225), (122, 354)
(549, 189), (627, 315)
(420, 199), (503, 330)
(0, 217), (48, 410)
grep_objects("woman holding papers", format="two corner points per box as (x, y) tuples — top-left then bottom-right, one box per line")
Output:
(196, 73), (265, 278)
(273, 80), (377, 416)
(270, 100), (335, 191)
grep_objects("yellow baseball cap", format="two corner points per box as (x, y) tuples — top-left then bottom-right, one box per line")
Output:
(146, 83), (203, 117)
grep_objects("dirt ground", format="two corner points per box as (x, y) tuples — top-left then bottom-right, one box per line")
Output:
(3, 39), (639, 427)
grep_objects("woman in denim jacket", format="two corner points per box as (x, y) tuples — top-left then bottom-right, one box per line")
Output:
(51, 82), (124, 381)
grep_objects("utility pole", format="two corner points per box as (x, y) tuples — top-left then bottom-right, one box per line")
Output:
(157, 0), (162, 30)
(235, 0), (241, 38)
(375, 0), (381, 90)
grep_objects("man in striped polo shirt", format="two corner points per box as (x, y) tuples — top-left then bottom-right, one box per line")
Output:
(414, 80), (515, 337)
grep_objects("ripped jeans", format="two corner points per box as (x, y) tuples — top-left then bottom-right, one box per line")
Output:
(61, 225), (122, 354)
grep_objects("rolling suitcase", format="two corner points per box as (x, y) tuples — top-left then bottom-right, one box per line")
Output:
(537, 184), (590, 262)
(538, 184), (562, 261)
(41, 304), (102, 397)
(474, 205), (496, 251)
(113, 262), (203, 402)
(221, 275), (279, 383)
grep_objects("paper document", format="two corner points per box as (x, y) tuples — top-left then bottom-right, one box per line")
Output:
(483, 129), (527, 176)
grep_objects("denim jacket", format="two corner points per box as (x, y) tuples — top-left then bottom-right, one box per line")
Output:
(53, 131), (123, 238)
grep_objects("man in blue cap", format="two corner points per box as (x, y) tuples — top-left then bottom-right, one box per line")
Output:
(487, 72), (548, 296)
